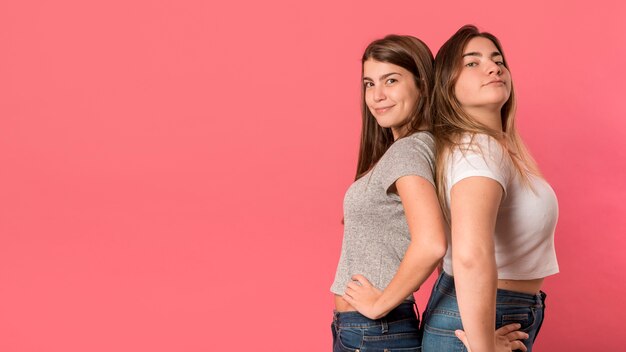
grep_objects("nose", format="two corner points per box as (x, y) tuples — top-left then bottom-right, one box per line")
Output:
(373, 85), (386, 102)
(487, 61), (502, 76)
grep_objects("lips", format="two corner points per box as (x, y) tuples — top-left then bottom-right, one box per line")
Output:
(485, 79), (505, 86)
(374, 105), (395, 114)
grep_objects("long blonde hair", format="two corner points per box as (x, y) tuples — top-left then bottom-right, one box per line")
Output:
(433, 25), (541, 220)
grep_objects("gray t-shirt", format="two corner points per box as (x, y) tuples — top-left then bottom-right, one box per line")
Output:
(330, 132), (435, 299)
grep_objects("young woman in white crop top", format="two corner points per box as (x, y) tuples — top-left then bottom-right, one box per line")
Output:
(420, 25), (559, 352)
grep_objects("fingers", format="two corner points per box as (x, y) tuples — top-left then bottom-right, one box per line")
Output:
(458, 325), (528, 352)
(495, 323), (522, 336)
(341, 294), (354, 304)
(343, 283), (364, 299)
(346, 281), (364, 293)
(496, 323), (528, 352)
(454, 330), (471, 351)
(343, 285), (356, 299)
(350, 274), (372, 287)
(504, 330), (529, 342)
(510, 340), (527, 352)
(496, 323), (529, 349)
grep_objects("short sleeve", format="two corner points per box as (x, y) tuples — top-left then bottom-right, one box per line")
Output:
(448, 134), (512, 195)
(379, 132), (436, 193)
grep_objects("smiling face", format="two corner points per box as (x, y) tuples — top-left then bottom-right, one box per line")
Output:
(454, 36), (511, 120)
(363, 59), (420, 139)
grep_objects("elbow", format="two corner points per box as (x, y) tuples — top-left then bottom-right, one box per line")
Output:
(429, 238), (447, 261)
(370, 311), (386, 320)
(415, 233), (447, 262)
(453, 245), (494, 272)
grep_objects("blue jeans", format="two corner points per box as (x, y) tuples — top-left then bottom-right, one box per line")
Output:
(421, 272), (546, 352)
(331, 302), (421, 351)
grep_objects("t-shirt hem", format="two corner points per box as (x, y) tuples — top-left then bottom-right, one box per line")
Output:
(497, 267), (560, 280)
(442, 267), (559, 280)
(451, 170), (507, 195)
(330, 287), (344, 296)
(382, 172), (436, 193)
(329, 287), (415, 302)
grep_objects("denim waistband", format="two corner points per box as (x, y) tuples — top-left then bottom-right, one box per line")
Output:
(437, 272), (546, 307)
(333, 302), (418, 327)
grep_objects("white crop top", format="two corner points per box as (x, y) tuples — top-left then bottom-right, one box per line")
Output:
(442, 134), (559, 280)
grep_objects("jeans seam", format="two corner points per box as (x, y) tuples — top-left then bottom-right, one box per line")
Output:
(363, 331), (420, 342)
(336, 326), (362, 352)
(423, 323), (458, 337)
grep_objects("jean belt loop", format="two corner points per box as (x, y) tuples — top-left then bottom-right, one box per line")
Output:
(540, 290), (547, 307)
(535, 293), (541, 306)
(381, 318), (389, 334)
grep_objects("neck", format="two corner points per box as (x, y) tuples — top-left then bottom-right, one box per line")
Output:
(391, 124), (408, 140)
(464, 106), (503, 131)
(391, 122), (427, 140)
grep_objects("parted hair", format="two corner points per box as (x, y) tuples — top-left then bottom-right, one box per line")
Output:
(432, 25), (541, 219)
(355, 35), (435, 180)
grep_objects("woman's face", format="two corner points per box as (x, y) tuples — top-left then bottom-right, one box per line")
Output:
(454, 37), (511, 114)
(363, 59), (420, 139)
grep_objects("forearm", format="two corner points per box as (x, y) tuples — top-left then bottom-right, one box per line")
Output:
(363, 175), (446, 319)
(372, 241), (444, 318)
(454, 251), (497, 352)
(448, 174), (504, 351)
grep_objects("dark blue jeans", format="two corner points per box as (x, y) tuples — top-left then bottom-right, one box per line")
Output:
(331, 302), (421, 351)
(421, 272), (546, 352)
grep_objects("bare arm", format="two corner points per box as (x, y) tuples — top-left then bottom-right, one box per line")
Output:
(450, 176), (502, 352)
(343, 175), (446, 319)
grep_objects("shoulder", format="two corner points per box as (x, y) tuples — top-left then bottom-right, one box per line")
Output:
(404, 131), (435, 148)
(377, 131), (436, 189)
(457, 133), (502, 151)
(447, 133), (513, 190)
(453, 133), (508, 163)
(388, 131), (435, 159)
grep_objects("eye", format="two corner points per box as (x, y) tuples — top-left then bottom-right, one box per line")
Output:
(364, 81), (374, 88)
(465, 62), (478, 67)
(495, 61), (505, 66)
(385, 78), (397, 85)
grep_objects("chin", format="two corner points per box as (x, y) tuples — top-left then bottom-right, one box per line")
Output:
(373, 119), (392, 129)
(483, 97), (509, 106)
(375, 118), (404, 130)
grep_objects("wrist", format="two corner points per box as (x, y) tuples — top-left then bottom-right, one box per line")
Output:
(371, 298), (393, 319)
(369, 300), (384, 319)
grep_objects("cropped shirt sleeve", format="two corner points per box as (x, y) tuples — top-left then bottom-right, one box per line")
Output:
(379, 132), (436, 193)
(448, 134), (512, 196)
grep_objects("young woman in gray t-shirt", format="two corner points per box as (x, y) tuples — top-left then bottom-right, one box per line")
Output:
(329, 34), (445, 352)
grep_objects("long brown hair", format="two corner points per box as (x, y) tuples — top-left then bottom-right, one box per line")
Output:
(355, 35), (435, 180)
(433, 25), (541, 218)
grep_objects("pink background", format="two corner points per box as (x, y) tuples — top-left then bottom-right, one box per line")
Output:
(1, 0), (625, 350)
